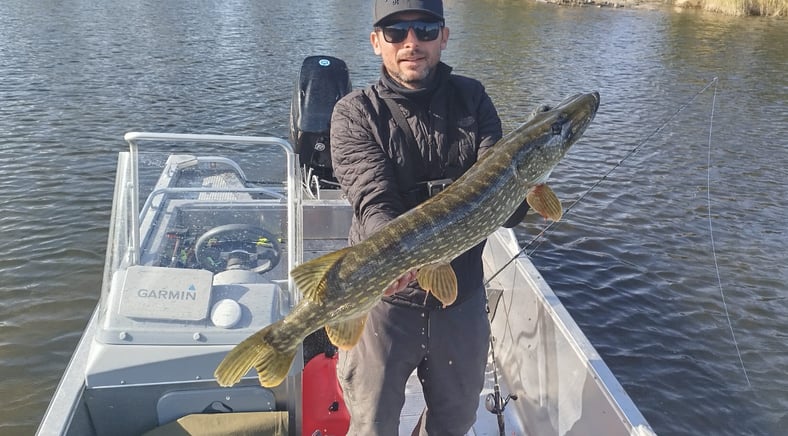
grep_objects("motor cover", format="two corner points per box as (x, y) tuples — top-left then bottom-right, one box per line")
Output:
(290, 56), (351, 184)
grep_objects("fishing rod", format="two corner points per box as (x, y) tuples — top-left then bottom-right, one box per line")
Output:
(526, 77), (721, 256)
(485, 77), (721, 286)
(480, 77), (750, 432)
(484, 334), (517, 436)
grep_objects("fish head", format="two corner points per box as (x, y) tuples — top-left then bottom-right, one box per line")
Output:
(550, 91), (599, 147)
(513, 91), (600, 185)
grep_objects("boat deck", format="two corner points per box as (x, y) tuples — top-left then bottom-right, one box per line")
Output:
(400, 363), (525, 435)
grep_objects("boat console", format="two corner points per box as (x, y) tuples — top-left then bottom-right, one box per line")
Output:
(72, 56), (353, 436)
(80, 137), (299, 435)
(96, 154), (291, 348)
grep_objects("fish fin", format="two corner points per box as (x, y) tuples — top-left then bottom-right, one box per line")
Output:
(325, 314), (368, 350)
(417, 263), (458, 307)
(290, 247), (352, 304)
(526, 184), (563, 221)
(214, 324), (297, 388)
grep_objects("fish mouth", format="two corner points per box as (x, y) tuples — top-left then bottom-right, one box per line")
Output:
(562, 91), (600, 118)
(589, 91), (600, 111)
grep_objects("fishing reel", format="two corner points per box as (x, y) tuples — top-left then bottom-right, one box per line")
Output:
(485, 390), (518, 415)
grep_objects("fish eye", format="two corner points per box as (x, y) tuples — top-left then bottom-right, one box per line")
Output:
(551, 121), (563, 135)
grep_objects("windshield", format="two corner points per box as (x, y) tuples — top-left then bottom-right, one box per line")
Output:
(97, 133), (301, 345)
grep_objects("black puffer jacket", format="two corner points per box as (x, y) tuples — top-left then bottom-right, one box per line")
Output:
(330, 62), (506, 309)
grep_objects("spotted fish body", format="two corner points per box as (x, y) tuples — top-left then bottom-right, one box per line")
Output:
(215, 92), (600, 388)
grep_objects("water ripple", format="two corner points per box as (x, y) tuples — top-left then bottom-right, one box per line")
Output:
(1, 1), (786, 435)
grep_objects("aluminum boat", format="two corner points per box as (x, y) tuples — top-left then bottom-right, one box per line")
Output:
(37, 56), (655, 436)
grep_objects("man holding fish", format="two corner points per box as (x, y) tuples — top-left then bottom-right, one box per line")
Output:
(329, 1), (527, 434)
(213, 2), (600, 435)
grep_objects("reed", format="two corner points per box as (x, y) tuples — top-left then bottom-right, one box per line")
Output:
(691, 0), (788, 15)
(745, 0), (788, 15)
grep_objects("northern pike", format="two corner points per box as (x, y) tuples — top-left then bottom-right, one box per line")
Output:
(214, 91), (600, 388)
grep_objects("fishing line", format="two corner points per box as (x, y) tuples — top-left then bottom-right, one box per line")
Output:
(525, 77), (721, 255)
(704, 79), (751, 388)
(483, 76), (722, 293)
(480, 78), (748, 427)
(484, 76), (752, 389)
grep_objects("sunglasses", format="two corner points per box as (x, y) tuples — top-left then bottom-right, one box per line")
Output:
(378, 20), (444, 44)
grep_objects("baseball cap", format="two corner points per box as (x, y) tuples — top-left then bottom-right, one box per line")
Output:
(373, 0), (444, 26)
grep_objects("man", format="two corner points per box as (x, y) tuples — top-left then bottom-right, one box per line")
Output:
(329, 1), (527, 434)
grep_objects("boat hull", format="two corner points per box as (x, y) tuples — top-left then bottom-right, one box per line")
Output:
(38, 135), (653, 436)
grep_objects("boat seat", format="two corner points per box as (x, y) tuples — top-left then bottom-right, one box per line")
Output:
(197, 172), (253, 201)
(141, 411), (288, 436)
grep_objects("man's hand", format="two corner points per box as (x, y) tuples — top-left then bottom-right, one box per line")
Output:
(383, 269), (418, 296)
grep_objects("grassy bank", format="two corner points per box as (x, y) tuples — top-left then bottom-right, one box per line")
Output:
(556, 0), (787, 16)
(675, 0), (787, 15)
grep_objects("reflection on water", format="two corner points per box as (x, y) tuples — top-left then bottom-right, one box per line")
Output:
(0, 0), (785, 434)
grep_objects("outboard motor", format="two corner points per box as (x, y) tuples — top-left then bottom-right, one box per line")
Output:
(290, 55), (351, 188)
(293, 56), (353, 434)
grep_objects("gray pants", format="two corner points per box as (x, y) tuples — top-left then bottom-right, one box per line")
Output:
(337, 292), (490, 436)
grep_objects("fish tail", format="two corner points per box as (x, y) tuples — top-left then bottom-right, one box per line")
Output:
(214, 325), (297, 388)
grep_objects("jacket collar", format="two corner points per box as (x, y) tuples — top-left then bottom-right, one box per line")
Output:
(378, 62), (453, 102)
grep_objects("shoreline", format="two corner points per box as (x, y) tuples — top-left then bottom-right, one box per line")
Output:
(538, 0), (787, 16)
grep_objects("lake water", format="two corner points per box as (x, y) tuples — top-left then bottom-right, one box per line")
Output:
(0, 0), (785, 434)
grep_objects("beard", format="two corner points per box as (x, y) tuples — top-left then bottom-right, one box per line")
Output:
(392, 67), (432, 87)
(389, 50), (437, 89)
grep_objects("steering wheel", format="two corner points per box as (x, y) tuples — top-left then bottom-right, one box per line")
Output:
(194, 224), (281, 274)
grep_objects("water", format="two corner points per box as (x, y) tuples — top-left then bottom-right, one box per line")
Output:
(0, 0), (785, 434)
